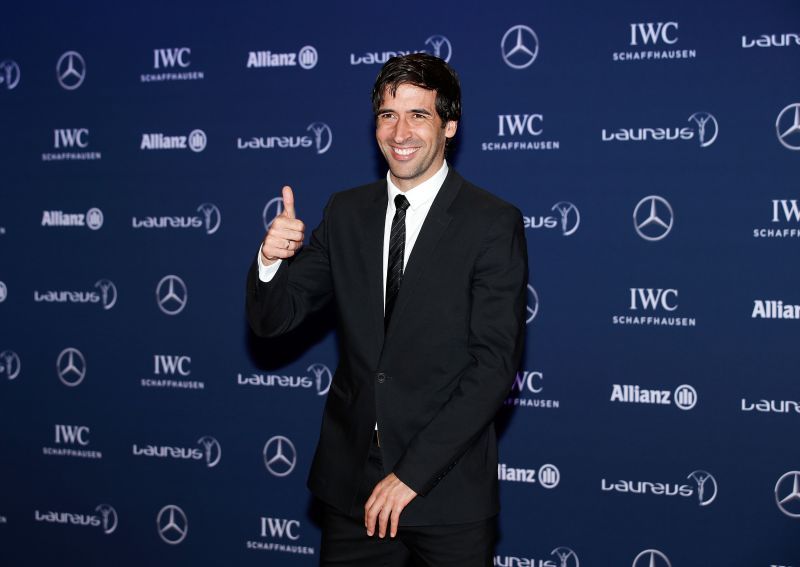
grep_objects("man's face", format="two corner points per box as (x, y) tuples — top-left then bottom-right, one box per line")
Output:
(375, 83), (457, 192)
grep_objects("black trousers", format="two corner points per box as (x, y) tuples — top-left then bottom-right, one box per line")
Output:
(319, 433), (496, 567)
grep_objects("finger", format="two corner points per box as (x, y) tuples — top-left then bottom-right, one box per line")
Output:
(269, 226), (305, 242)
(365, 504), (378, 536)
(390, 508), (401, 538)
(378, 504), (391, 538)
(270, 216), (305, 234)
(282, 186), (296, 219)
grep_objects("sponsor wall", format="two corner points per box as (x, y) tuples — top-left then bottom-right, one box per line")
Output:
(1, 1), (798, 565)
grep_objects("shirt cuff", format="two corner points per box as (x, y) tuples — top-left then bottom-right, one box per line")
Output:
(257, 249), (282, 282)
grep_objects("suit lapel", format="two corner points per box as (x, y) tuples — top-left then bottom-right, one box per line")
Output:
(384, 169), (463, 338)
(361, 181), (389, 352)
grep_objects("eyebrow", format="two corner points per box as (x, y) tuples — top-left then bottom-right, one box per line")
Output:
(376, 108), (434, 116)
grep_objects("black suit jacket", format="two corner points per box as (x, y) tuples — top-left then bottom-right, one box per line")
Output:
(246, 169), (527, 525)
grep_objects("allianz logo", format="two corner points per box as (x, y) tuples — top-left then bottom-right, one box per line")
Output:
(34, 279), (117, 310)
(752, 299), (800, 320)
(42, 208), (103, 230)
(741, 398), (800, 414)
(498, 463), (536, 483)
(610, 384), (697, 410)
(742, 33), (800, 48)
(497, 463), (559, 488)
(140, 129), (206, 152)
(132, 203), (220, 235)
(246, 45), (317, 69)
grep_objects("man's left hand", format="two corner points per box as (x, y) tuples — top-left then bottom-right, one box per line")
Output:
(364, 473), (417, 538)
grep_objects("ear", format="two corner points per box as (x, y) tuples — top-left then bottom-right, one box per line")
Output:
(444, 120), (458, 138)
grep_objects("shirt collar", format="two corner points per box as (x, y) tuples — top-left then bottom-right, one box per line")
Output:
(386, 161), (449, 212)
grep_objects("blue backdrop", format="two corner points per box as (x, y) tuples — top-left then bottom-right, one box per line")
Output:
(1, 1), (799, 565)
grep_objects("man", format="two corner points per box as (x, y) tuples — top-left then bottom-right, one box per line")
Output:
(246, 53), (527, 566)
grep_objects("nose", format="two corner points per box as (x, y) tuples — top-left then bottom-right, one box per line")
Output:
(393, 116), (412, 143)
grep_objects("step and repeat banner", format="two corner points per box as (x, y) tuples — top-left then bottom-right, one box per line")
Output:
(1, 1), (798, 565)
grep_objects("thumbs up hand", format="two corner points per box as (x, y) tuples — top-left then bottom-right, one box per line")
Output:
(260, 185), (306, 266)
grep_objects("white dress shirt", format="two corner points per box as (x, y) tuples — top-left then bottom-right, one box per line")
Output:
(257, 160), (449, 306)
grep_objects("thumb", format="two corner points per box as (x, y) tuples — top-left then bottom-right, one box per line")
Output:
(281, 185), (296, 219)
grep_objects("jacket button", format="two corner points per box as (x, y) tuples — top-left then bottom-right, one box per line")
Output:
(376, 372), (386, 384)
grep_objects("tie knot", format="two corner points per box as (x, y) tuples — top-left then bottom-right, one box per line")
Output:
(394, 194), (410, 212)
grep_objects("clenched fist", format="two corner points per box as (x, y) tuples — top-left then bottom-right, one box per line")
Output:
(260, 186), (306, 266)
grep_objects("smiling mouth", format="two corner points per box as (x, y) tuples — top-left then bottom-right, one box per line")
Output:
(391, 146), (420, 157)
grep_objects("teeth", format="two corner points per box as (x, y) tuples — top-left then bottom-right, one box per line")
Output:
(393, 147), (418, 156)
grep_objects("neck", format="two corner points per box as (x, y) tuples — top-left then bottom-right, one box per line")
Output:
(390, 157), (445, 192)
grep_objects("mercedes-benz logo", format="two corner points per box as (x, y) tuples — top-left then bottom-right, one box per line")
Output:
(551, 201), (580, 236)
(775, 470), (800, 518)
(551, 546), (579, 567)
(0, 281), (6, 303)
(425, 34), (452, 62)
(632, 549), (671, 567)
(86, 207), (104, 230)
(633, 195), (673, 241)
(263, 435), (297, 477)
(307, 363), (332, 396)
(56, 51), (86, 90)
(776, 103), (800, 151)
(298, 45), (318, 69)
(56, 347), (86, 387)
(0, 60), (21, 90)
(526, 284), (538, 325)
(687, 470), (717, 506)
(188, 129), (207, 152)
(94, 279), (118, 310)
(538, 463), (560, 489)
(156, 275), (188, 315)
(196, 203), (221, 235)
(307, 122), (332, 155)
(156, 504), (188, 544)
(95, 504), (118, 535)
(197, 436), (222, 468)
(262, 196), (284, 231)
(501, 25), (539, 69)
(0, 350), (21, 380)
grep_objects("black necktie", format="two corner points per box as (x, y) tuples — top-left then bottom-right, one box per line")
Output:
(385, 194), (410, 330)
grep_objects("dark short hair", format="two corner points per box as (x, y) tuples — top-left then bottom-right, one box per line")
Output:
(371, 53), (461, 125)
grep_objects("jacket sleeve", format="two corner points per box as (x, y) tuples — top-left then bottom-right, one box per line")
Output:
(392, 206), (528, 496)
(245, 194), (336, 338)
